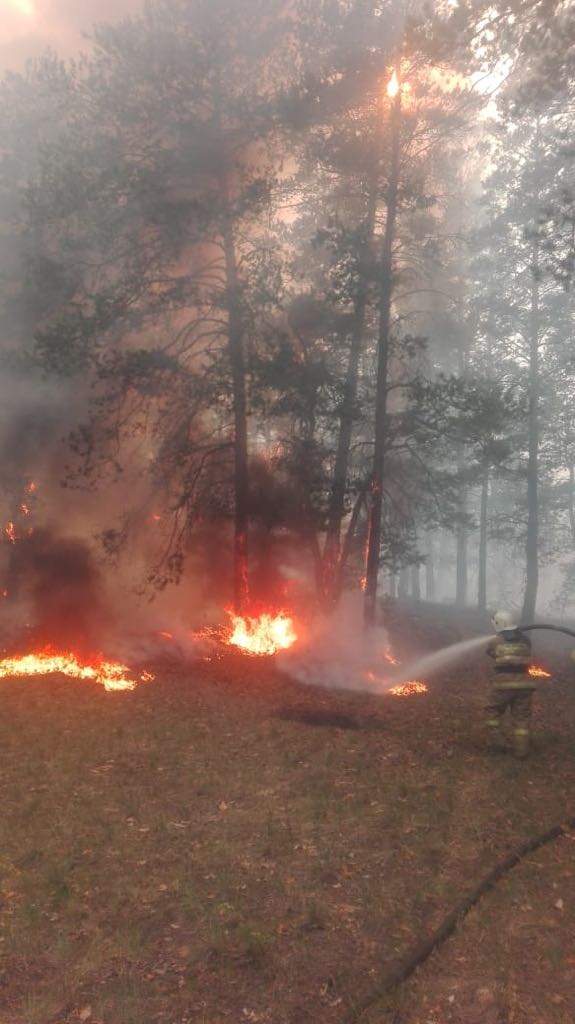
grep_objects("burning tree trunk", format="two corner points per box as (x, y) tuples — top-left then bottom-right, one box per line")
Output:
(521, 236), (540, 622)
(364, 80), (402, 628)
(221, 188), (250, 614)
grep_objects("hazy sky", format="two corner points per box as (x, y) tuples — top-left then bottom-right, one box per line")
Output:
(0, 0), (136, 72)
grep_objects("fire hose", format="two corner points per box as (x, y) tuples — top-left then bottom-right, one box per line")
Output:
(347, 816), (575, 1022)
(520, 623), (575, 640)
(346, 622), (575, 1021)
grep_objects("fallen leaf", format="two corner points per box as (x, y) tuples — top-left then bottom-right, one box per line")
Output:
(219, 801), (228, 812)
(79, 1008), (92, 1022)
(178, 945), (190, 958)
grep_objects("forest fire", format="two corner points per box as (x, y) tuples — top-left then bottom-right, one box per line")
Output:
(0, 648), (152, 692)
(529, 665), (551, 678)
(389, 681), (429, 697)
(227, 610), (298, 656)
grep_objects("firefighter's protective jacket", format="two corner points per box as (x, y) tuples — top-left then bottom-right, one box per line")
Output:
(486, 628), (534, 689)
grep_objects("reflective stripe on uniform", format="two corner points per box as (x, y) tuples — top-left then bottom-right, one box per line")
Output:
(486, 719), (501, 728)
(513, 727), (529, 736)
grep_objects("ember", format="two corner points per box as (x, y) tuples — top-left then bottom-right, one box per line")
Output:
(383, 644), (400, 666)
(529, 665), (551, 678)
(228, 610), (297, 656)
(0, 648), (152, 692)
(388, 681), (429, 697)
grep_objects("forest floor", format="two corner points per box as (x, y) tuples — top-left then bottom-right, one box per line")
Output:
(1, 604), (575, 1024)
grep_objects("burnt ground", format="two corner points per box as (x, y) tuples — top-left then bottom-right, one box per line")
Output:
(0, 605), (574, 1024)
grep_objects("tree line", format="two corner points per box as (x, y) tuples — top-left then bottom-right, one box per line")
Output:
(0, 0), (572, 621)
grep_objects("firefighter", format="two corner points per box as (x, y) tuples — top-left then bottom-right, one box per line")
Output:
(485, 609), (534, 758)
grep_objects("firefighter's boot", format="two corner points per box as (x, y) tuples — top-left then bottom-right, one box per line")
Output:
(513, 728), (530, 759)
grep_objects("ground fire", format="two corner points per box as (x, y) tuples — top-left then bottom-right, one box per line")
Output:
(193, 609), (298, 658)
(0, 647), (152, 691)
(228, 610), (297, 656)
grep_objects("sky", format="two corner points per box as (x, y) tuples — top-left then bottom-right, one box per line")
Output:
(0, 0), (136, 72)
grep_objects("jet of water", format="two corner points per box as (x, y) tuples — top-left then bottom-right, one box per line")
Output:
(372, 634), (494, 693)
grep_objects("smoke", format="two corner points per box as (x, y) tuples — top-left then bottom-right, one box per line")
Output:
(4, 526), (110, 652)
(278, 593), (493, 695)
(277, 594), (394, 693)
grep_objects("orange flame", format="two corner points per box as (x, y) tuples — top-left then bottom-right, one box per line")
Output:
(227, 610), (297, 656)
(389, 681), (428, 697)
(26, 481), (36, 494)
(529, 665), (551, 678)
(4, 522), (16, 544)
(0, 647), (152, 692)
(387, 69), (400, 98)
(20, 503), (31, 516)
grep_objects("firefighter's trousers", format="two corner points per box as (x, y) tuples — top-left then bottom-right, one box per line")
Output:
(485, 684), (534, 757)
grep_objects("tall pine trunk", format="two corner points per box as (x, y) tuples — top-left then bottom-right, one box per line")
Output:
(364, 85), (402, 628)
(477, 462), (489, 611)
(455, 517), (467, 605)
(569, 465), (575, 544)
(322, 181), (378, 606)
(521, 238), (540, 622)
(410, 564), (421, 601)
(222, 193), (250, 613)
(425, 535), (435, 601)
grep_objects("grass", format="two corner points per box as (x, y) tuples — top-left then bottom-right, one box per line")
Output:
(0, 634), (574, 1024)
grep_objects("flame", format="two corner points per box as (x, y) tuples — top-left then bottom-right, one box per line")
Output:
(383, 644), (400, 666)
(0, 647), (151, 692)
(159, 630), (174, 640)
(387, 70), (400, 98)
(20, 503), (31, 516)
(152, 514), (162, 522)
(389, 681), (428, 697)
(4, 521), (16, 544)
(227, 610), (297, 656)
(529, 665), (551, 678)
(25, 481), (36, 494)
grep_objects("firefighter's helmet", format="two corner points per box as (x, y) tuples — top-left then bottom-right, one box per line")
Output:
(491, 609), (517, 632)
